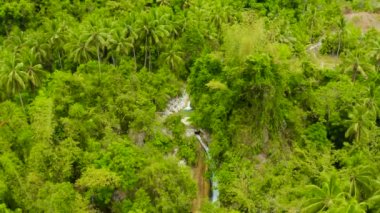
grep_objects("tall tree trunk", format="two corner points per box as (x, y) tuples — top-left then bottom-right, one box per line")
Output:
(337, 32), (342, 56)
(262, 125), (269, 152)
(148, 45), (152, 72)
(310, 21), (314, 43)
(18, 92), (25, 113)
(144, 36), (148, 68)
(133, 46), (137, 71)
(352, 64), (358, 82)
(303, 0), (308, 14)
(58, 51), (63, 70)
(97, 46), (102, 74)
(112, 54), (116, 66)
(356, 123), (361, 143)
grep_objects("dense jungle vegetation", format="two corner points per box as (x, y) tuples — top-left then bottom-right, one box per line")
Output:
(1, 0), (380, 212)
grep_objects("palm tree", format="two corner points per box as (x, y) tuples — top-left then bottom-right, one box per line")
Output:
(170, 12), (186, 39)
(125, 24), (139, 71)
(137, 9), (170, 71)
(26, 33), (49, 66)
(84, 25), (109, 74)
(366, 190), (380, 210)
(0, 53), (27, 111)
(209, 4), (234, 32)
(336, 16), (346, 56)
(46, 20), (69, 70)
(303, 6), (321, 43)
(349, 166), (377, 201)
(108, 27), (134, 65)
(302, 176), (346, 212)
(207, 2), (236, 43)
(342, 50), (374, 82)
(21, 51), (47, 91)
(67, 33), (93, 65)
(328, 198), (367, 213)
(156, 0), (171, 6)
(182, 0), (192, 9)
(363, 83), (380, 118)
(3, 29), (27, 55)
(345, 104), (375, 144)
(160, 45), (184, 77)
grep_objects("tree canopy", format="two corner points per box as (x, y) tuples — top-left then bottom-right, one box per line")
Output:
(0, 0), (380, 212)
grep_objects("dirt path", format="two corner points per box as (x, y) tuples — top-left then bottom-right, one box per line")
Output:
(191, 144), (210, 212)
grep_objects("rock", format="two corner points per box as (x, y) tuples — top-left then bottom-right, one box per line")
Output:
(112, 190), (126, 201)
(173, 147), (178, 155)
(178, 159), (187, 166)
(163, 91), (190, 117)
(185, 128), (196, 137)
(128, 129), (146, 146)
(181, 116), (191, 126)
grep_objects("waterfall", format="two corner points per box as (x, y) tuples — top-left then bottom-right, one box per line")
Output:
(164, 91), (219, 203)
(211, 174), (219, 202)
(195, 135), (209, 153)
(163, 91), (190, 117)
(195, 133), (219, 203)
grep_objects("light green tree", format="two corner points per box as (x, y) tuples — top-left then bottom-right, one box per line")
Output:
(345, 104), (375, 144)
(302, 176), (346, 213)
(0, 53), (27, 110)
(342, 50), (374, 82)
(160, 43), (184, 77)
(67, 33), (93, 65)
(20, 51), (47, 91)
(108, 27), (135, 65)
(137, 9), (170, 71)
(336, 16), (346, 56)
(84, 24), (109, 74)
(45, 19), (69, 69)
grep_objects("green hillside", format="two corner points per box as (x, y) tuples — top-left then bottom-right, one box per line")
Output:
(0, 0), (380, 212)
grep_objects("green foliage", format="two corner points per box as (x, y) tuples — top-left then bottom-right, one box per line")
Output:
(34, 182), (88, 213)
(177, 137), (198, 166)
(0, 0), (379, 212)
(0, 101), (31, 159)
(0, 1), (35, 35)
(29, 94), (55, 142)
(76, 167), (121, 206)
(206, 79), (228, 90)
(138, 157), (196, 212)
(304, 123), (331, 149)
(302, 175), (346, 212)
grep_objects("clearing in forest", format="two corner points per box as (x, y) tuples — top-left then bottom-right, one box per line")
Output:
(344, 12), (380, 32)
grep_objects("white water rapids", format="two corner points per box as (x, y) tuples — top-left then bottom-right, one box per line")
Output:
(163, 92), (191, 117)
(164, 91), (219, 203)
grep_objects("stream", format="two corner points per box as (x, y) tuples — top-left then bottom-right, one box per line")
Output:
(164, 90), (219, 203)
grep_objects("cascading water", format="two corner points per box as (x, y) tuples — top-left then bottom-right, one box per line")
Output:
(195, 135), (209, 153)
(163, 90), (219, 203)
(195, 134), (219, 203)
(163, 91), (190, 117)
(211, 174), (219, 202)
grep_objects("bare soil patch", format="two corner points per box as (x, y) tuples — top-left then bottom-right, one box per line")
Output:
(344, 12), (380, 32)
(191, 146), (210, 213)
